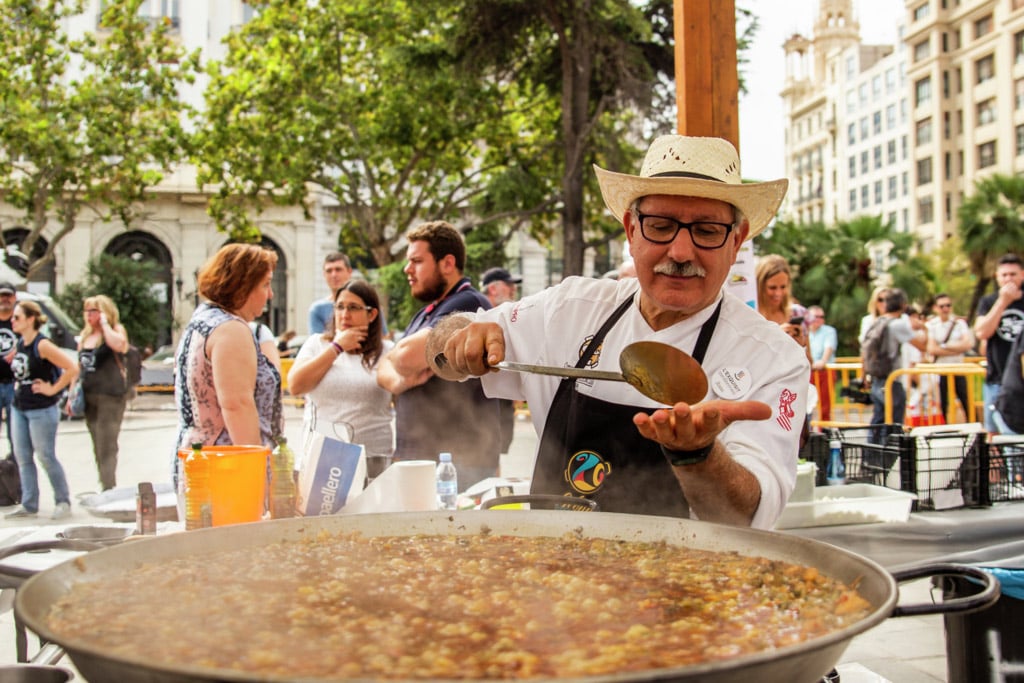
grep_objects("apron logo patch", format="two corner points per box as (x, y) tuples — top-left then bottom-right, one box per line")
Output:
(564, 450), (611, 495)
(578, 336), (602, 368)
(776, 388), (798, 431)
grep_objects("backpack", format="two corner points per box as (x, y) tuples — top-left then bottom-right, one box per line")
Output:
(861, 317), (897, 380)
(0, 455), (21, 506)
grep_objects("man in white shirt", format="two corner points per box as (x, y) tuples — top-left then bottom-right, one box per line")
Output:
(426, 135), (807, 529)
(925, 293), (974, 423)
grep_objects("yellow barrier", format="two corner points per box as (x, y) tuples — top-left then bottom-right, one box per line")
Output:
(883, 363), (987, 425)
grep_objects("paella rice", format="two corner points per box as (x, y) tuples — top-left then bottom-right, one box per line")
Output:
(47, 530), (872, 679)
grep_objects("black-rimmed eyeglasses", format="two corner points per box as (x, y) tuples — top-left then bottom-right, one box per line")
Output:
(335, 303), (372, 314)
(635, 212), (734, 249)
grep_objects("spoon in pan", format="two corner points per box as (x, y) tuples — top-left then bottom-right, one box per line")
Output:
(434, 341), (708, 405)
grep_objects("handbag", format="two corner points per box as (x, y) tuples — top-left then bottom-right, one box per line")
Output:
(66, 382), (86, 419)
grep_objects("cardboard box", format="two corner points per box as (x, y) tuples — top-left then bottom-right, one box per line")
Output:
(775, 483), (916, 529)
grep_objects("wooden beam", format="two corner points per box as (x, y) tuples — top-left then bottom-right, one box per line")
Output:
(674, 0), (739, 151)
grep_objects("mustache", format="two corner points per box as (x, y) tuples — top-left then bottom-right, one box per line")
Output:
(654, 260), (707, 278)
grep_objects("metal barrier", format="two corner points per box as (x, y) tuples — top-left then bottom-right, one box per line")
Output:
(884, 364), (987, 425)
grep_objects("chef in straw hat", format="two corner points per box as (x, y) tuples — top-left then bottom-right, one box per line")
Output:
(427, 135), (808, 529)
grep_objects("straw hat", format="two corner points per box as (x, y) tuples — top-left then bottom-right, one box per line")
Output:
(594, 135), (788, 239)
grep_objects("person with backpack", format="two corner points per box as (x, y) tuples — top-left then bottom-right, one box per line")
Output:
(72, 295), (130, 491)
(861, 288), (928, 427)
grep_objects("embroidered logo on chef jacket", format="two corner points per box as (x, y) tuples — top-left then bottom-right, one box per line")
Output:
(564, 450), (611, 495)
(711, 367), (752, 400)
(578, 335), (602, 368)
(775, 388), (798, 431)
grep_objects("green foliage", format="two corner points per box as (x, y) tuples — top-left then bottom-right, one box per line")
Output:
(755, 215), (934, 356)
(0, 0), (199, 276)
(921, 235), (977, 316)
(53, 254), (163, 349)
(957, 173), (1024, 318)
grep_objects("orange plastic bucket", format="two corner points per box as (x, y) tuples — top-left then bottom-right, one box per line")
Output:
(177, 445), (270, 527)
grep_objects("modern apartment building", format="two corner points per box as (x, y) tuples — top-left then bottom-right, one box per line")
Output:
(782, 0), (913, 240)
(782, 0), (1024, 253)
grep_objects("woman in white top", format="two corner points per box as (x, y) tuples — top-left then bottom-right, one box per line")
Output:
(288, 280), (394, 461)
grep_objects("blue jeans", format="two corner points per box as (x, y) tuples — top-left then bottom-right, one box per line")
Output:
(983, 382), (1002, 433)
(870, 378), (906, 427)
(0, 382), (13, 455)
(11, 404), (70, 513)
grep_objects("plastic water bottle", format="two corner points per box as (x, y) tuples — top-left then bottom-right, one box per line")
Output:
(184, 442), (213, 529)
(436, 452), (458, 510)
(270, 436), (297, 519)
(826, 439), (845, 486)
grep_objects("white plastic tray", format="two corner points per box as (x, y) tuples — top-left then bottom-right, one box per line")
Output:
(776, 483), (916, 529)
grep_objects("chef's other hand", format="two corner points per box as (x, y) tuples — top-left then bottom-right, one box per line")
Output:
(632, 399), (772, 453)
(427, 318), (506, 381)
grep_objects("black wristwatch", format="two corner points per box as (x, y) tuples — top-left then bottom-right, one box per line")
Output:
(661, 442), (715, 466)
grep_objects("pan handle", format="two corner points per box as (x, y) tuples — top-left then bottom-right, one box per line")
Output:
(0, 539), (106, 584)
(889, 563), (1000, 617)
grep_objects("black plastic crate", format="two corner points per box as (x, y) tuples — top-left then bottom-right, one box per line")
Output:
(800, 432), (830, 486)
(838, 434), (911, 488)
(905, 431), (987, 510)
(987, 438), (1024, 503)
(830, 424), (905, 445)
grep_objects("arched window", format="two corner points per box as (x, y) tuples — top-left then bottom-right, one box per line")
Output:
(106, 232), (174, 348)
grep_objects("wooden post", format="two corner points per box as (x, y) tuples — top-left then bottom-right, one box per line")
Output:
(674, 0), (739, 151)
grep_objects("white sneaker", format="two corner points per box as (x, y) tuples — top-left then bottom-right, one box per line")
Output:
(5, 506), (37, 519)
(51, 502), (71, 520)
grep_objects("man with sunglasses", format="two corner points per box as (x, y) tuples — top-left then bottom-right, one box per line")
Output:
(426, 136), (807, 528)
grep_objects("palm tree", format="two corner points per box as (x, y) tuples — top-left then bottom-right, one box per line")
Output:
(958, 174), (1024, 318)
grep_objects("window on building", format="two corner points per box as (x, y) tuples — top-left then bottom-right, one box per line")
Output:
(976, 54), (995, 84)
(945, 152), (952, 180)
(942, 70), (950, 98)
(1016, 78), (1024, 111)
(888, 176), (898, 200)
(846, 55), (857, 80)
(978, 141), (997, 168)
(849, 157), (857, 178)
(942, 32), (949, 53)
(946, 193), (953, 221)
(914, 39), (930, 62)
(887, 212), (897, 228)
(902, 208), (909, 231)
(887, 140), (897, 164)
(846, 89), (857, 114)
(848, 123), (857, 145)
(849, 190), (857, 212)
(873, 111), (882, 135)
(874, 181), (883, 205)
(872, 75), (882, 99)
(886, 104), (896, 129)
(917, 157), (933, 185)
(860, 117), (870, 140)
(900, 98), (908, 122)
(902, 172), (909, 196)
(861, 151), (869, 174)
(1017, 124), (1024, 156)
(859, 83), (869, 106)
(954, 67), (962, 93)
(977, 98), (997, 126)
(885, 68), (896, 93)
(861, 185), (869, 207)
(1016, 31), (1024, 65)
(912, 3), (930, 22)
(956, 109), (963, 134)
(919, 196), (934, 224)
(874, 145), (882, 169)
(902, 135), (908, 160)
(915, 77), (931, 106)
(944, 111), (951, 139)
(916, 118), (933, 145)
(974, 15), (993, 39)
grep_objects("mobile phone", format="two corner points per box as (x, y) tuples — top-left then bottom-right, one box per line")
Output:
(788, 316), (804, 326)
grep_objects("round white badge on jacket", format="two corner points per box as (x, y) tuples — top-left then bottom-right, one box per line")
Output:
(711, 367), (753, 400)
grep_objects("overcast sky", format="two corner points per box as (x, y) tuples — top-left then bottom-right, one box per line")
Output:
(738, 0), (905, 180)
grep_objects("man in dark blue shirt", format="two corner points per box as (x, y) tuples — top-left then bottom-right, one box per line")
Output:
(377, 221), (500, 489)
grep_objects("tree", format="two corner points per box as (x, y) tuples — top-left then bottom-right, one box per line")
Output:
(756, 215), (933, 356)
(54, 253), (164, 349)
(957, 173), (1024, 319)
(0, 0), (199, 279)
(196, 0), (534, 265)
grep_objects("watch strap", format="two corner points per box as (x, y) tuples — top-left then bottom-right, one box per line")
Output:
(661, 442), (714, 466)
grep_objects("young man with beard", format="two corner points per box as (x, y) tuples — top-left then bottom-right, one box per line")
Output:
(377, 221), (500, 489)
(974, 254), (1024, 433)
(0, 283), (17, 456)
(425, 136), (807, 529)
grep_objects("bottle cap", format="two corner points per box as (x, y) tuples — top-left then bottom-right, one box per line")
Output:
(829, 439), (841, 449)
(439, 452), (452, 463)
(191, 442), (203, 450)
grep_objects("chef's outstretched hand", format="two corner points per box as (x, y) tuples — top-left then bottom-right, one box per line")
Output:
(427, 318), (507, 381)
(632, 399), (772, 452)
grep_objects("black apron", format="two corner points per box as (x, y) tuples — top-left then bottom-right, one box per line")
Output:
(532, 293), (721, 517)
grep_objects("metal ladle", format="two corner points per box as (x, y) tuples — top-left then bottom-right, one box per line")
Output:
(434, 341), (708, 405)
